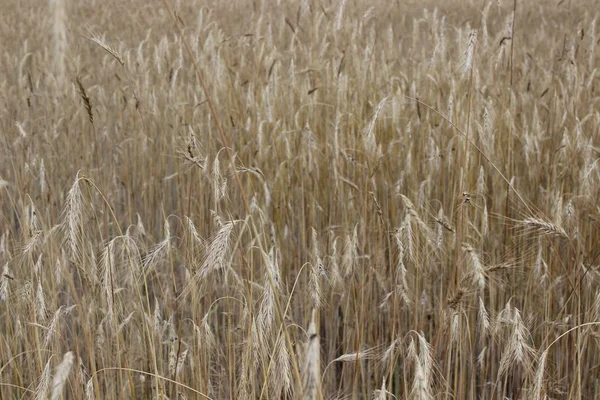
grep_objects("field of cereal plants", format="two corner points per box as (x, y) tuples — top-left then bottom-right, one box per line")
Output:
(1, 0), (599, 398)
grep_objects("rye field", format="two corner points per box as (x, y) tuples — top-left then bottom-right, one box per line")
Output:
(1, 0), (599, 398)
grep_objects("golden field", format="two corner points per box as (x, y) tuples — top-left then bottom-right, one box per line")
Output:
(0, 0), (599, 398)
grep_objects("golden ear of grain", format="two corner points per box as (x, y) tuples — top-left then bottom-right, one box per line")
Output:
(87, 34), (125, 66)
(0, 263), (10, 301)
(179, 217), (238, 300)
(331, 346), (380, 363)
(85, 378), (95, 400)
(273, 333), (292, 397)
(461, 30), (478, 78)
(35, 356), (53, 400)
(498, 306), (536, 378)
(303, 309), (321, 400)
(75, 76), (94, 124)
(51, 351), (74, 400)
(373, 378), (388, 400)
(532, 350), (548, 400)
(478, 296), (490, 335)
(61, 173), (84, 262)
(520, 217), (569, 239)
(36, 280), (46, 323)
(407, 333), (433, 400)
